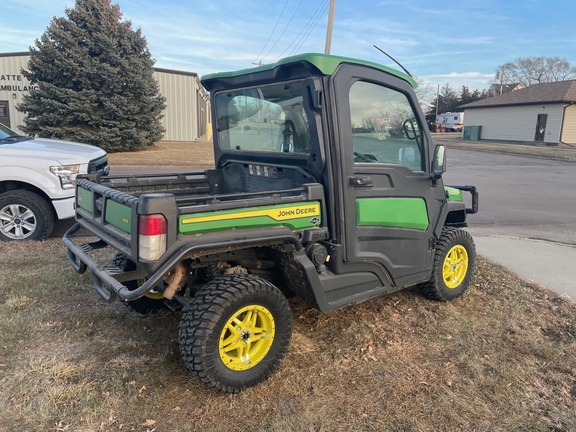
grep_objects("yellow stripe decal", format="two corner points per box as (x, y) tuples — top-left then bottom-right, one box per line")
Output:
(181, 203), (321, 225)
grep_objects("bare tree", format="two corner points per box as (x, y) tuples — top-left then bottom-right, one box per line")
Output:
(496, 56), (576, 87)
(413, 76), (434, 112)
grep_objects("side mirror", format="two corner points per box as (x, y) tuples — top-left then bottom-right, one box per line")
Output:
(402, 118), (421, 141)
(432, 145), (446, 179)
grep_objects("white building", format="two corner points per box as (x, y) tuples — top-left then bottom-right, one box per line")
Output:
(0, 52), (210, 141)
(459, 80), (576, 145)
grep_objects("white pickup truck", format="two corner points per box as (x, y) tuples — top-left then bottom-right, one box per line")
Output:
(0, 123), (109, 241)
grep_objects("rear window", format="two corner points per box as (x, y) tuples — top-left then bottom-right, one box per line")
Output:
(214, 79), (311, 155)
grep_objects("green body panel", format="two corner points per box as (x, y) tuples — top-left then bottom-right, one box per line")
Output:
(355, 197), (429, 231)
(444, 186), (463, 202)
(77, 187), (93, 214)
(202, 53), (417, 88)
(105, 201), (132, 234)
(179, 201), (321, 235)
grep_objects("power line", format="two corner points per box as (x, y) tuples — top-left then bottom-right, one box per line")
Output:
(260, 0), (305, 62)
(288, 0), (329, 57)
(273, 0), (328, 61)
(253, 0), (289, 66)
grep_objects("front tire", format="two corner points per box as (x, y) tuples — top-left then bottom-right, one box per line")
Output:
(419, 227), (476, 301)
(0, 190), (55, 241)
(178, 274), (292, 393)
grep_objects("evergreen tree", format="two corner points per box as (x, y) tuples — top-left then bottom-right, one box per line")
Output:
(426, 83), (459, 121)
(439, 83), (459, 113)
(470, 88), (482, 101)
(459, 86), (473, 106)
(426, 84), (489, 121)
(18, 0), (166, 152)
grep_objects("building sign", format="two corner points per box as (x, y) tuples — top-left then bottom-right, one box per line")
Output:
(0, 74), (39, 92)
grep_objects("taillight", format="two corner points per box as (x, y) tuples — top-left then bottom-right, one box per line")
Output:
(139, 214), (167, 261)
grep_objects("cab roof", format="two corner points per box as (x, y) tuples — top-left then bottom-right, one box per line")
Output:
(201, 52), (417, 90)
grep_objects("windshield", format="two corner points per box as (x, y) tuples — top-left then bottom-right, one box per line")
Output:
(0, 124), (33, 144)
(214, 79), (311, 155)
(0, 123), (19, 139)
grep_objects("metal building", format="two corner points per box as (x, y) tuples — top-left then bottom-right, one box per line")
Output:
(459, 80), (576, 145)
(0, 52), (210, 142)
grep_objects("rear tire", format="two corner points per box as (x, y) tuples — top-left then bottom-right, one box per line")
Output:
(0, 190), (54, 241)
(419, 227), (476, 301)
(178, 274), (292, 393)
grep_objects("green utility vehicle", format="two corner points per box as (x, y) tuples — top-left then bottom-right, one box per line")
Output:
(64, 53), (479, 393)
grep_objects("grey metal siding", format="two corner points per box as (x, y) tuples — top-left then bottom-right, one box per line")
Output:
(154, 70), (197, 141)
(153, 69), (210, 141)
(0, 53), (210, 141)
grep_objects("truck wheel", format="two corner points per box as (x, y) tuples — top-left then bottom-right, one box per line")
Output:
(113, 254), (168, 314)
(419, 227), (476, 301)
(178, 274), (292, 393)
(0, 190), (55, 241)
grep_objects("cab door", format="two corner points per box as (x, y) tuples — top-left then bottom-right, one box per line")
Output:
(331, 65), (445, 288)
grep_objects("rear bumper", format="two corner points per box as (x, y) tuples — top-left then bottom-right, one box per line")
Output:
(63, 223), (149, 303)
(63, 222), (305, 304)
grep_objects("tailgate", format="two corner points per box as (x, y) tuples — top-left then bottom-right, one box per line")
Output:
(73, 170), (216, 260)
(74, 178), (178, 262)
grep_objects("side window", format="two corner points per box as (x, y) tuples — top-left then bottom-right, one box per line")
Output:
(349, 81), (424, 171)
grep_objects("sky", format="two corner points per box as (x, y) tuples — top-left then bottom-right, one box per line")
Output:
(2, 0), (576, 98)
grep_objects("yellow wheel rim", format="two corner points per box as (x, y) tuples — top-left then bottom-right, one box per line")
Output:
(219, 305), (275, 371)
(145, 291), (165, 300)
(136, 279), (165, 300)
(442, 245), (469, 289)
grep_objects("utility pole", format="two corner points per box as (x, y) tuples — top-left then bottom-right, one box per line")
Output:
(324, 0), (336, 54)
(435, 84), (439, 119)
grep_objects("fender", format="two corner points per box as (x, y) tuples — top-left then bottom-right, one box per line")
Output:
(0, 165), (70, 200)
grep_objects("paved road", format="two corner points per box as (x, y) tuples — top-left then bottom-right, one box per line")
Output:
(443, 148), (576, 299)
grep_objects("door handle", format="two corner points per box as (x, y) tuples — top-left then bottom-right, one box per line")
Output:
(349, 175), (373, 187)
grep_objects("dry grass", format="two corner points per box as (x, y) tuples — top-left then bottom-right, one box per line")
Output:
(106, 141), (215, 167)
(1, 240), (575, 431)
(2, 136), (575, 430)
